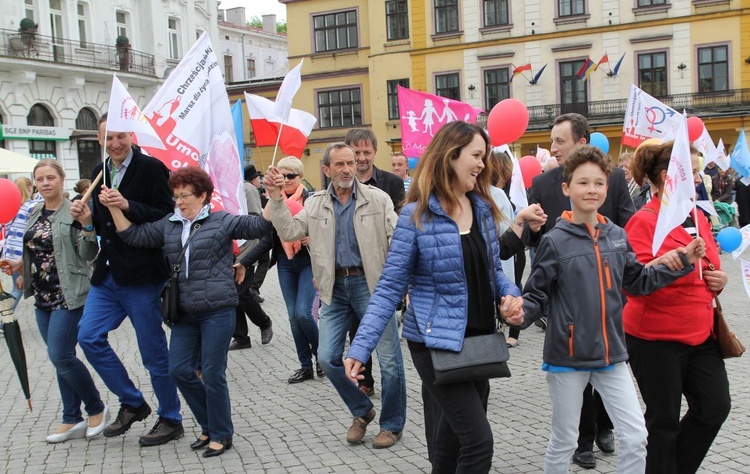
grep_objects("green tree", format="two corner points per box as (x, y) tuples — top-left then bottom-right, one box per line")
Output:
(247, 15), (287, 33)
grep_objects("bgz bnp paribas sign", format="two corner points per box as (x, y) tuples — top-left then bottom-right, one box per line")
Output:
(0, 124), (72, 141)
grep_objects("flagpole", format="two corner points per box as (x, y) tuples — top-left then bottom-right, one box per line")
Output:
(270, 122), (285, 168)
(255, 145), (265, 172)
(693, 199), (703, 279)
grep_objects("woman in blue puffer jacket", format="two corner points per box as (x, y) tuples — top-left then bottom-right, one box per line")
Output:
(345, 121), (525, 473)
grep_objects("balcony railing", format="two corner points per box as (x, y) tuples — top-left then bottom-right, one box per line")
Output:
(0, 28), (156, 77)
(526, 88), (750, 128)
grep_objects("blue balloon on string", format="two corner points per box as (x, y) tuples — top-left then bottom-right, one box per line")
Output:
(407, 157), (419, 170)
(716, 227), (742, 252)
(590, 132), (610, 154)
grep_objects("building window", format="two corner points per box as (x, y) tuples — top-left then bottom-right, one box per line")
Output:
(27, 104), (57, 159)
(77, 2), (88, 48)
(559, 60), (588, 116)
(313, 10), (358, 53)
(698, 45), (728, 93)
(386, 0), (409, 41)
(247, 58), (256, 78)
(168, 18), (180, 59)
(116, 10), (127, 39)
(484, 68), (510, 111)
(318, 87), (363, 128)
(435, 73), (460, 100)
(483, 0), (509, 27)
(637, 0), (666, 5)
(75, 107), (97, 130)
(76, 108), (100, 180)
(224, 55), (233, 82)
(25, 0), (34, 21)
(558, 0), (585, 16)
(638, 51), (668, 97)
(387, 79), (409, 120)
(435, 0), (459, 34)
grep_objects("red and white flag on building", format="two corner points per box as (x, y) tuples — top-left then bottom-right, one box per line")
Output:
(245, 93), (316, 158)
(106, 75), (165, 149)
(622, 84), (681, 148)
(652, 114), (695, 255)
(141, 32), (246, 215)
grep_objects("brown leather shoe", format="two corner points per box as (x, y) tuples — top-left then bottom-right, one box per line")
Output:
(359, 384), (375, 397)
(346, 408), (375, 444)
(373, 429), (401, 449)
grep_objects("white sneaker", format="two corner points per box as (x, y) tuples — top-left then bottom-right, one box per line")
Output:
(86, 405), (110, 438)
(46, 421), (87, 443)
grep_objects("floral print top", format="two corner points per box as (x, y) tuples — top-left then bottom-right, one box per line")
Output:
(24, 209), (66, 310)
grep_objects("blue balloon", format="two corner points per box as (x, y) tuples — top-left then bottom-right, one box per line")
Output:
(716, 227), (743, 253)
(590, 132), (610, 154)
(407, 157), (419, 170)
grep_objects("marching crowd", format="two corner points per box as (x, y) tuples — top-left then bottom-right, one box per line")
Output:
(0, 111), (736, 473)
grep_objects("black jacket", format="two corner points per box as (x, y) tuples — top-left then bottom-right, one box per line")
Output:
(90, 145), (173, 286)
(528, 166), (635, 241)
(363, 166), (405, 213)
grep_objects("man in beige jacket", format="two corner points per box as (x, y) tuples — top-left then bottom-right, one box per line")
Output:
(262, 143), (407, 449)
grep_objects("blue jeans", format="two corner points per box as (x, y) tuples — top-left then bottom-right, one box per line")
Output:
(169, 307), (235, 440)
(318, 275), (406, 433)
(36, 307), (105, 425)
(276, 255), (318, 370)
(77, 271), (181, 423)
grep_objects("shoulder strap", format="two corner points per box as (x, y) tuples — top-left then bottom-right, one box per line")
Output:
(171, 222), (202, 275)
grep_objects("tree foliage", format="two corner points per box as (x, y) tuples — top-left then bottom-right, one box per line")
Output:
(248, 15), (287, 33)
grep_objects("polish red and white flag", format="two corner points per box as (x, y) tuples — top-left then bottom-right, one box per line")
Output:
(244, 93), (316, 158)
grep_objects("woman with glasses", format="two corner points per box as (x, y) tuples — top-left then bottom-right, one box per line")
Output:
(0, 159), (108, 443)
(103, 166), (273, 457)
(240, 157), (322, 384)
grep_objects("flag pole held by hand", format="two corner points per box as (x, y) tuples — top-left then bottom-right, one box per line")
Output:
(80, 170), (103, 204)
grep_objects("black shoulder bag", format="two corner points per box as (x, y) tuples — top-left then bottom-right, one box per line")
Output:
(429, 220), (512, 385)
(161, 222), (201, 326)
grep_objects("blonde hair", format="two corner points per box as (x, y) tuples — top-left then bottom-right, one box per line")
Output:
(276, 157), (304, 176)
(33, 159), (66, 180)
(406, 121), (500, 229)
(15, 177), (33, 202)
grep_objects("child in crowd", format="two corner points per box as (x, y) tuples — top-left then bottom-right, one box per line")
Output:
(519, 145), (706, 473)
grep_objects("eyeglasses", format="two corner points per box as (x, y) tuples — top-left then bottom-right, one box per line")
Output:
(282, 173), (300, 180)
(172, 193), (194, 202)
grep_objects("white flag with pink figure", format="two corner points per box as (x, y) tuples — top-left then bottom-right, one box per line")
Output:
(652, 114), (695, 255)
(106, 75), (165, 149)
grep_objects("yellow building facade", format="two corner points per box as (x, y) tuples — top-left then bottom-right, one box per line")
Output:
(232, 0), (750, 189)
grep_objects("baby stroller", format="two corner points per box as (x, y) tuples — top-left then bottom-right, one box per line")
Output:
(711, 202), (737, 251)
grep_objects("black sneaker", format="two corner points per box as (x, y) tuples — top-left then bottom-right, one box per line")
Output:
(534, 317), (548, 330)
(260, 323), (273, 345)
(104, 403), (152, 437)
(315, 362), (326, 378)
(229, 339), (251, 351)
(138, 417), (184, 446)
(288, 368), (314, 384)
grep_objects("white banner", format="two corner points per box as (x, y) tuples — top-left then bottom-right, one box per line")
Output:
(622, 84), (681, 148)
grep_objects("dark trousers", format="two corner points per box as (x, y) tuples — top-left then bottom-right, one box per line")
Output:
(577, 383), (614, 451)
(349, 317), (374, 388)
(233, 270), (271, 344)
(250, 251), (270, 292)
(409, 341), (493, 474)
(508, 252), (526, 340)
(627, 335), (731, 474)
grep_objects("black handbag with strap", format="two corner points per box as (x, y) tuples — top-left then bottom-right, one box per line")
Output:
(161, 222), (201, 326)
(429, 220), (512, 385)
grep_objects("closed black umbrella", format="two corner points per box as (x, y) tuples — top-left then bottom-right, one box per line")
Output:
(0, 281), (32, 411)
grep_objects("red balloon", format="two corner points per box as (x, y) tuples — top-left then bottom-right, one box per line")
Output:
(285, 198), (304, 216)
(487, 99), (529, 146)
(687, 116), (704, 142)
(0, 178), (22, 224)
(518, 155), (543, 189)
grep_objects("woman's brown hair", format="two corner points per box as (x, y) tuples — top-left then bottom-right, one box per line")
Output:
(168, 166), (214, 205)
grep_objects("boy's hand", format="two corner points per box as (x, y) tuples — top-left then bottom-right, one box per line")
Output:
(500, 295), (524, 325)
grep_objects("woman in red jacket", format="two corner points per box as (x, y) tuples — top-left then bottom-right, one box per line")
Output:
(624, 142), (731, 474)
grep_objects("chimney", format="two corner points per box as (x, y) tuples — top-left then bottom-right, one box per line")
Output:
(262, 14), (277, 34)
(225, 7), (246, 26)
(218, 9), (225, 22)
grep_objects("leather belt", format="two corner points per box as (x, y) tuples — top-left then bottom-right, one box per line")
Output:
(335, 266), (364, 277)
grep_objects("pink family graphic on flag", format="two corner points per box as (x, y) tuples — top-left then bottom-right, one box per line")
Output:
(106, 76), (165, 150)
(397, 86), (483, 158)
(622, 84), (681, 148)
(139, 32), (246, 216)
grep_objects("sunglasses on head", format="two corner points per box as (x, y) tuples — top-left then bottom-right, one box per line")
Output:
(282, 173), (299, 180)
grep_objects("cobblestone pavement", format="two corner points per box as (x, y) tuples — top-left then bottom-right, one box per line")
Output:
(0, 252), (747, 473)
